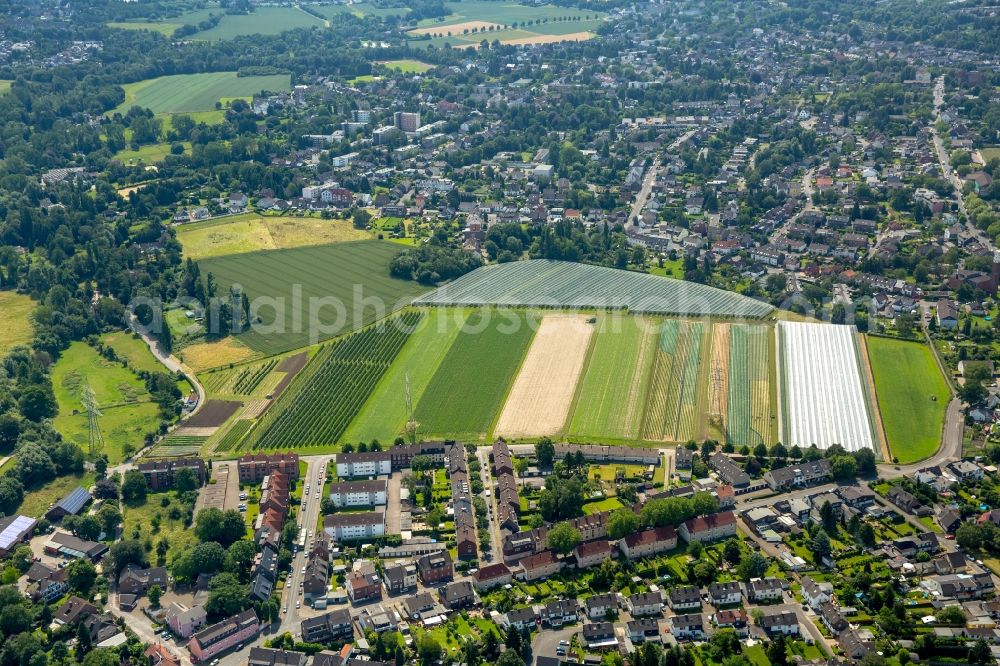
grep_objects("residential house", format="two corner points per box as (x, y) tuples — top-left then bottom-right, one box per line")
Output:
(471, 563), (511, 591)
(440, 581), (475, 609)
(187, 609), (260, 662)
(763, 460), (832, 491)
(582, 622), (618, 649)
(747, 578), (784, 604)
(417, 551), (453, 585)
(300, 609), (353, 644)
(819, 602), (849, 634)
(327, 480), (387, 508)
(668, 586), (702, 612)
(679, 511), (737, 544)
(758, 611), (799, 636)
(708, 581), (742, 607)
(504, 607), (538, 631)
(801, 576), (834, 609)
(628, 592), (664, 617)
(137, 457), (207, 491)
(237, 453), (300, 483)
(166, 604), (207, 639)
(323, 512), (385, 542)
(628, 618), (661, 643)
(574, 540), (612, 569)
(247, 648), (307, 666)
(118, 565), (168, 596)
(345, 567), (382, 603)
(713, 610), (749, 637)
(541, 599), (578, 627)
(384, 563), (418, 595)
(517, 551), (562, 582)
(619, 526), (678, 560)
(335, 451), (391, 478)
(709, 453), (751, 488)
(670, 614), (706, 640)
(586, 594), (619, 620)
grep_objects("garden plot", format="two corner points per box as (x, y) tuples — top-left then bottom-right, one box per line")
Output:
(494, 314), (595, 438)
(778, 322), (876, 452)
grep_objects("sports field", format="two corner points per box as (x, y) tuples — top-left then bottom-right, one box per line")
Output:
(52, 341), (163, 463)
(866, 336), (950, 464)
(343, 308), (469, 444)
(567, 316), (656, 440)
(198, 241), (429, 355)
(176, 214), (370, 260)
(495, 314), (594, 438)
(413, 310), (536, 439)
(112, 72), (291, 116)
(0, 291), (36, 357)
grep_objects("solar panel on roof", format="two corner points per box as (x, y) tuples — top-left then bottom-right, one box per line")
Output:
(0, 515), (36, 550)
(54, 487), (91, 515)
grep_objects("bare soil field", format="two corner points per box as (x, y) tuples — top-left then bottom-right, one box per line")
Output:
(494, 314), (594, 438)
(172, 426), (217, 437)
(409, 20), (505, 36)
(501, 31), (593, 45)
(186, 399), (242, 428)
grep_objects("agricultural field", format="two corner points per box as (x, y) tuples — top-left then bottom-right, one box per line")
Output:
(175, 214), (369, 260)
(107, 20), (185, 36)
(866, 336), (950, 464)
(313, 2), (411, 18)
(567, 316), (656, 440)
(415, 260), (773, 318)
(0, 291), (36, 357)
(723, 324), (775, 447)
(640, 320), (707, 442)
(191, 7), (326, 40)
(52, 341), (164, 463)
(245, 311), (422, 449)
(112, 72), (291, 116)
(494, 314), (594, 438)
(779, 322), (876, 453)
(177, 336), (260, 371)
(413, 309), (537, 440)
(147, 433), (207, 458)
(378, 59), (434, 73)
(343, 308), (469, 444)
(198, 240), (429, 355)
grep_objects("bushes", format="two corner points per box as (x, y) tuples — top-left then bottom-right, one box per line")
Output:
(390, 245), (483, 285)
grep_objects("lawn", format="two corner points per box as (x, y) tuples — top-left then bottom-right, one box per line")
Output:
(867, 336), (950, 464)
(583, 497), (623, 514)
(112, 72), (291, 116)
(342, 308), (469, 444)
(198, 240), (429, 355)
(51, 341), (164, 462)
(567, 315), (655, 440)
(190, 6), (326, 40)
(101, 331), (165, 374)
(413, 309), (537, 439)
(0, 291), (36, 357)
(121, 491), (198, 567)
(114, 141), (189, 165)
(19, 472), (96, 518)
(981, 147), (1000, 162)
(378, 59), (434, 73)
(175, 214), (370, 260)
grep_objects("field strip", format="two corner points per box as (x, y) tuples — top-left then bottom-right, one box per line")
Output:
(500, 31), (594, 45)
(857, 333), (890, 462)
(709, 323), (730, 427)
(409, 20), (505, 35)
(694, 323), (714, 441)
(494, 314), (595, 438)
(563, 317), (602, 436)
(174, 426), (217, 437)
(622, 322), (657, 437)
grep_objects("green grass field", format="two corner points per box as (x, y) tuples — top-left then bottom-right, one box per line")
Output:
(414, 1), (601, 27)
(114, 141), (189, 165)
(122, 491), (198, 567)
(198, 240), (429, 355)
(413, 310), (536, 439)
(52, 341), (163, 463)
(112, 72), (291, 116)
(0, 291), (36, 357)
(867, 336), (950, 464)
(981, 147), (1000, 162)
(343, 308), (469, 444)
(408, 1), (605, 47)
(0, 81), (11, 95)
(379, 59), (434, 73)
(107, 20), (184, 36)
(19, 472), (96, 518)
(176, 214), (369, 260)
(191, 6), (325, 40)
(101, 331), (164, 374)
(313, 2), (411, 19)
(567, 316), (655, 440)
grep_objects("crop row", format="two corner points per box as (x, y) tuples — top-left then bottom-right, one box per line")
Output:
(641, 321), (703, 441)
(233, 359), (278, 395)
(216, 420), (252, 452)
(726, 325), (770, 446)
(248, 311), (423, 448)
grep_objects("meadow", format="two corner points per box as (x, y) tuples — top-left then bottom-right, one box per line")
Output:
(114, 141), (189, 165)
(246, 311), (422, 449)
(191, 7), (325, 40)
(313, 2), (411, 19)
(107, 20), (185, 36)
(112, 72), (291, 116)
(51, 341), (163, 463)
(867, 336), (950, 464)
(198, 240), (429, 355)
(0, 291), (36, 357)
(19, 472), (96, 518)
(343, 308), (469, 444)
(378, 59), (435, 74)
(102, 331), (164, 374)
(176, 336), (260, 371)
(567, 316), (656, 440)
(413, 309), (536, 439)
(175, 214), (369, 260)
(0, 81), (11, 95)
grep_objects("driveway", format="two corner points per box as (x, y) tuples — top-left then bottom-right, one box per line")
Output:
(532, 624), (579, 660)
(386, 473), (402, 535)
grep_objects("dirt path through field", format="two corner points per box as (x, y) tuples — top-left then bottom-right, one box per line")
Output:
(494, 314), (594, 438)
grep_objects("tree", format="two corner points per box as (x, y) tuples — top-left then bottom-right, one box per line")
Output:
(736, 552), (768, 581)
(829, 455), (857, 481)
(205, 572), (247, 618)
(706, 629), (741, 662)
(97, 504), (122, 537)
(148, 584), (162, 607)
(66, 559), (97, 594)
(0, 478), (23, 516)
(173, 467), (199, 492)
(106, 540), (147, 576)
(819, 501), (837, 533)
(81, 650), (119, 666)
(546, 522), (582, 554)
(810, 530), (832, 559)
(766, 634), (787, 666)
(194, 507), (246, 546)
(607, 509), (641, 539)
(723, 538), (742, 565)
(72, 515), (101, 541)
(352, 209), (372, 229)
(968, 639), (992, 665)
(418, 635), (442, 666)
(121, 470), (148, 503)
(225, 540), (257, 579)
(535, 438), (555, 468)
(497, 651), (525, 666)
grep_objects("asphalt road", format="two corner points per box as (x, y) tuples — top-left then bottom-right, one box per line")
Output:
(477, 446), (503, 563)
(281, 456), (333, 633)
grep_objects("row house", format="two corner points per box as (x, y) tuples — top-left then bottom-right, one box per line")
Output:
(300, 609), (353, 644)
(449, 444), (478, 561)
(238, 453), (300, 483)
(619, 526), (678, 560)
(574, 540), (612, 569)
(679, 511), (737, 544)
(327, 480), (387, 508)
(763, 459), (832, 491)
(383, 562), (417, 595)
(668, 586), (702, 612)
(166, 604), (207, 639)
(709, 453), (751, 488)
(628, 592), (663, 617)
(187, 609), (260, 662)
(345, 565), (382, 604)
(517, 550), (563, 582)
(303, 538), (330, 607)
(471, 563), (512, 591)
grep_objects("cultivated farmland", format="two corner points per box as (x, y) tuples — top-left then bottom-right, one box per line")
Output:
(778, 322), (876, 453)
(176, 214), (370, 260)
(112, 72), (291, 116)
(725, 324), (774, 447)
(640, 320), (706, 442)
(494, 314), (595, 438)
(567, 316), (656, 440)
(866, 336), (949, 464)
(198, 240), (429, 355)
(413, 310), (537, 439)
(246, 311), (422, 449)
(189, 6), (325, 40)
(415, 260), (773, 318)
(344, 308), (469, 444)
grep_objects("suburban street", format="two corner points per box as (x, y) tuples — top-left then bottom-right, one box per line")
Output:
(476, 446), (503, 562)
